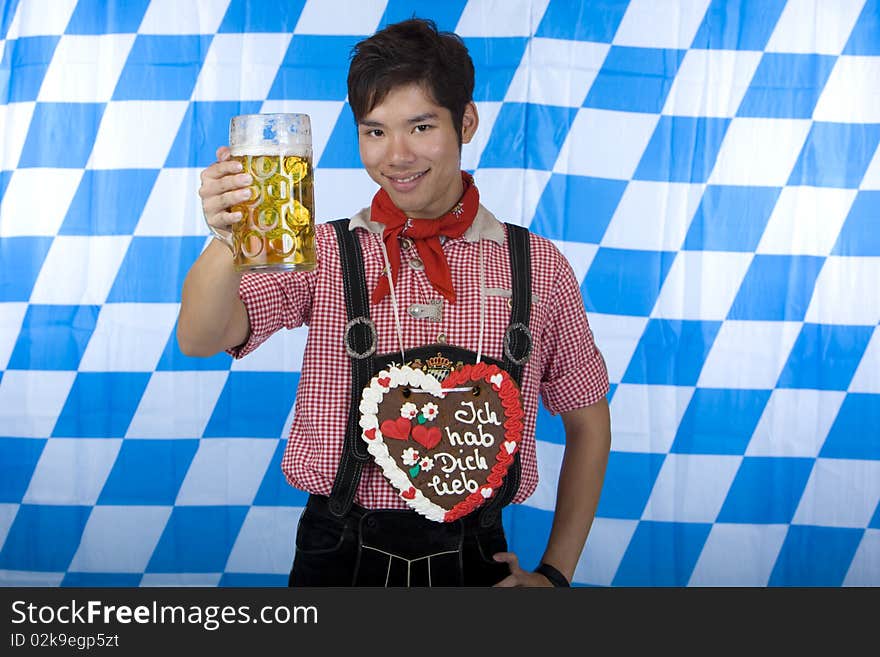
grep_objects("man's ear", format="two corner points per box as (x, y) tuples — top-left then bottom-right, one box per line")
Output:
(461, 102), (479, 144)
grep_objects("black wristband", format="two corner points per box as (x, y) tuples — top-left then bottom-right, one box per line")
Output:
(534, 562), (570, 587)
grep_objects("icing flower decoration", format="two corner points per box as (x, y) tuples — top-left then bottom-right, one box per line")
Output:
(420, 402), (439, 421)
(419, 456), (434, 472)
(400, 402), (418, 419)
(401, 447), (420, 466)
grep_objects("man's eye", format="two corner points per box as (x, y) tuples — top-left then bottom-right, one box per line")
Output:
(363, 129), (383, 137)
(414, 124), (432, 133)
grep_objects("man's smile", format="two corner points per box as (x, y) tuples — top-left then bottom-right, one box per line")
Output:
(384, 169), (430, 192)
(385, 170), (428, 183)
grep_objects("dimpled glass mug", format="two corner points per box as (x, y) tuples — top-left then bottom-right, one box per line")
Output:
(227, 113), (316, 272)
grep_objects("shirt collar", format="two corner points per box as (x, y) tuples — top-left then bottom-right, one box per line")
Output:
(347, 203), (506, 245)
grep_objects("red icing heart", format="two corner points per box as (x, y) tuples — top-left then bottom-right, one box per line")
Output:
(364, 428), (376, 440)
(377, 376), (391, 388)
(411, 424), (441, 450)
(401, 487), (416, 500)
(380, 417), (411, 440)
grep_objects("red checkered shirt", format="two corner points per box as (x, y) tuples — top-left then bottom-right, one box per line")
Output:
(230, 204), (609, 509)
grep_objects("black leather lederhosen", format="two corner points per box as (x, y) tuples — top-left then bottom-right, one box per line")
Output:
(292, 219), (532, 587)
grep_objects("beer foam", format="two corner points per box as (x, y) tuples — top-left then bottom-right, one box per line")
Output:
(230, 145), (312, 157)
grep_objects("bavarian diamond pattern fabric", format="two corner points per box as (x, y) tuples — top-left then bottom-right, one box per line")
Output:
(1, 0), (878, 587)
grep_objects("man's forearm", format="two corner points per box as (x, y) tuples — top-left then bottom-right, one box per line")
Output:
(177, 240), (250, 357)
(540, 400), (612, 582)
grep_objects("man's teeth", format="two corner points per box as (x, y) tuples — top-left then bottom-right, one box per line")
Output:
(392, 172), (424, 183)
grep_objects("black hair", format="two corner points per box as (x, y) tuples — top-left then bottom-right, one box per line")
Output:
(347, 18), (475, 145)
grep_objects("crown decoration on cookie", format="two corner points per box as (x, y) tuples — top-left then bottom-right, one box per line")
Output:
(359, 363), (524, 522)
(407, 353), (458, 383)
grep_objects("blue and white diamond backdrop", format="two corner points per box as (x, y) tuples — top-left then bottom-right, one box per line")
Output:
(0, 0), (878, 588)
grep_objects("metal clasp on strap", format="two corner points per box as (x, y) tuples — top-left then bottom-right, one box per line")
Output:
(344, 316), (377, 359)
(503, 321), (532, 366)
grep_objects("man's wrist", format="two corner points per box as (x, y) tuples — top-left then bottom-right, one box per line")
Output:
(534, 562), (570, 587)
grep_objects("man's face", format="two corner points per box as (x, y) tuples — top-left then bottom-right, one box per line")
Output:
(358, 83), (478, 219)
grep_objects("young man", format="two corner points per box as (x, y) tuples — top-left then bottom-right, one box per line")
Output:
(179, 18), (611, 587)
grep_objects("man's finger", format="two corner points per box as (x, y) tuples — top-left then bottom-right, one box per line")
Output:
(216, 145), (232, 162)
(200, 181), (244, 209)
(203, 173), (252, 196)
(210, 210), (243, 231)
(202, 188), (252, 218)
(203, 207), (242, 232)
(201, 159), (243, 182)
(493, 551), (520, 572)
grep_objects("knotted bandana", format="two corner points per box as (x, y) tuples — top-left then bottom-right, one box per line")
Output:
(370, 171), (479, 305)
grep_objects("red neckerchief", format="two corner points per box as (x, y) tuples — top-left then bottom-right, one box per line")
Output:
(370, 171), (479, 305)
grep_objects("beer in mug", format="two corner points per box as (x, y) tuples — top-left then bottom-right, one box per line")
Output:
(228, 113), (316, 272)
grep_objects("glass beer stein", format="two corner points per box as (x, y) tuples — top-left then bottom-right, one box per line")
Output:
(227, 113), (316, 272)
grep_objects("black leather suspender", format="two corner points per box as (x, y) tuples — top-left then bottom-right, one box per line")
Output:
(327, 219), (376, 517)
(327, 219), (532, 521)
(479, 222), (532, 527)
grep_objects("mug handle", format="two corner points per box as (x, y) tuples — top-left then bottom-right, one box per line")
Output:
(206, 219), (235, 253)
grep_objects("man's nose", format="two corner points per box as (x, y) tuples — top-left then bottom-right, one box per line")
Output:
(387, 134), (415, 163)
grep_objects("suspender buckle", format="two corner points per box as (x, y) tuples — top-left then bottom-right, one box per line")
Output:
(503, 321), (532, 366)
(344, 316), (378, 359)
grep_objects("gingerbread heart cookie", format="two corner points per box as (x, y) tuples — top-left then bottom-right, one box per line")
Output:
(359, 362), (524, 522)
